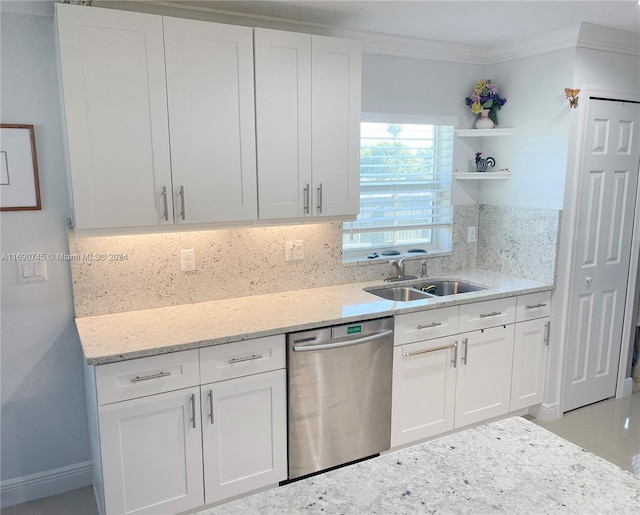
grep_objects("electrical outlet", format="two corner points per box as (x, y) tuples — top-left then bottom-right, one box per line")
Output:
(285, 240), (304, 261)
(180, 249), (196, 271)
(467, 226), (477, 243)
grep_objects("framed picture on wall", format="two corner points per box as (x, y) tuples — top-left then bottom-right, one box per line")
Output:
(0, 124), (41, 211)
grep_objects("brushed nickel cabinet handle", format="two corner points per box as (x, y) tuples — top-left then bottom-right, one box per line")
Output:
(178, 185), (186, 220)
(452, 341), (458, 368)
(130, 371), (171, 383)
(462, 337), (469, 365)
(403, 342), (456, 357)
(228, 354), (263, 364)
(480, 311), (502, 318)
(317, 183), (323, 214)
(190, 393), (196, 429)
(303, 184), (310, 214)
(544, 321), (551, 346)
(417, 322), (442, 329)
(208, 390), (214, 425)
(161, 186), (169, 221)
(525, 303), (547, 310)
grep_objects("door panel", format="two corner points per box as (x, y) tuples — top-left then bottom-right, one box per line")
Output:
(564, 99), (640, 412)
(164, 17), (257, 223)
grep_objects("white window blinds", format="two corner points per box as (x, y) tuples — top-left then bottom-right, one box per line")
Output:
(343, 121), (454, 258)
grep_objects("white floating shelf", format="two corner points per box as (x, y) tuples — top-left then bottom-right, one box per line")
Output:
(455, 128), (516, 137)
(454, 172), (512, 180)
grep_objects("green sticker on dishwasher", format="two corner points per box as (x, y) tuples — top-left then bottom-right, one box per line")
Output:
(347, 325), (362, 335)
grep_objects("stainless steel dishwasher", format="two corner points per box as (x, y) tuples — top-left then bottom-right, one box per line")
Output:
(287, 317), (394, 480)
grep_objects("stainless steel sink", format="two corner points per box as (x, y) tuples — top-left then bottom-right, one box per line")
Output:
(412, 280), (486, 296)
(365, 279), (486, 302)
(366, 286), (433, 302)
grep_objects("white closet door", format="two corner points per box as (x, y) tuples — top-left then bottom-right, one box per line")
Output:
(563, 99), (640, 412)
(56, 4), (173, 229)
(254, 28), (312, 220)
(311, 35), (361, 218)
(164, 17), (257, 223)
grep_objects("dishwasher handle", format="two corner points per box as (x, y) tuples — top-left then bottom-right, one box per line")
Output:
(292, 329), (393, 352)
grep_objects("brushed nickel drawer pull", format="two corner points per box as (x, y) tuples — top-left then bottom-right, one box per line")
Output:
(190, 393), (196, 429)
(228, 354), (263, 364)
(525, 303), (547, 310)
(208, 389), (214, 424)
(479, 311), (502, 318)
(130, 371), (172, 383)
(417, 322), (442, 329)
(404, 342), (456, 357)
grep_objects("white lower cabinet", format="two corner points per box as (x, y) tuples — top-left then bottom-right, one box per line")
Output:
(392, 293), (550, 449)
(89, 336), (287, 515)
(99, 387), (204, 515)
(510, 317), (550, 411)
(454, 325), (515, 427)
(201, 369), (287, 505)
(391, 336), (457, 447)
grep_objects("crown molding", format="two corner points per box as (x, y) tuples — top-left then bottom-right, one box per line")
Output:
(89, 2), (640, 65)
(577, 22), (640, 56)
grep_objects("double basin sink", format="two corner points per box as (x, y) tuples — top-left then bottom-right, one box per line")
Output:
(365, 280), (486, 302)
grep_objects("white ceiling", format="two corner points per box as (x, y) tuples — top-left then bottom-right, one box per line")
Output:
(167, 0), (640, 46)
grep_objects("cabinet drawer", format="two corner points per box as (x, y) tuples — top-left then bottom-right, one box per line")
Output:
(458, 297), (516, 333)
(96, 350), (200, 405)
(394, 306), (459, 345)
(516, 291), (552, 322)
(199, 334), (285, 383)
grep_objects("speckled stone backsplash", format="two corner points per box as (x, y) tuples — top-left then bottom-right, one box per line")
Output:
(69, 205), (480, 317)
(477, 205), (561, 284)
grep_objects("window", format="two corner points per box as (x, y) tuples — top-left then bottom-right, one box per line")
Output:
(343, 115), (455, 260)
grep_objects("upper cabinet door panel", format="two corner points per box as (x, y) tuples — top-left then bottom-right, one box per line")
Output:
(311, 35), (361, 218)
(164, 17), (257, 223)
(56, 4), (173, 229)
(254, 28), (312, 220)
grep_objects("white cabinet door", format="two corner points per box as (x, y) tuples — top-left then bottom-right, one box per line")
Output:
(455, 325), (514, 428)
(254, 28), (312, 220)
(511, 318), (549, 410)
(201, 369), (287, 505)
(391, 337), (457, 447)
(311, 35), (361, 218)
(164, 17), (257, 224)
(56, 4), (173, 229)
(99, 387), (204, 515)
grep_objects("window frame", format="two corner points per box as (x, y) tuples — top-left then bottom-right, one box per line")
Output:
(343, 113), (458, 262)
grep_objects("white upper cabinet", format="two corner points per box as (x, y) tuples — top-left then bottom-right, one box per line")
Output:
(311, 35), (361, 218)
(254, 29), (312, 219)
(255, 29), (361, 220)
(57, 5), (360, 229)
(56, 4), (173, 229)
(164, 17), (257, 224)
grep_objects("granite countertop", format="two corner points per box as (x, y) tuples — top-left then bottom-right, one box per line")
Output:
(76, 269), (553, 365)
(198, 416), (639, 515)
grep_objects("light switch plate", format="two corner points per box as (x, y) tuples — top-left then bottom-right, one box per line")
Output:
(17, 260), (48, 282)
(285, 240), (304, 261)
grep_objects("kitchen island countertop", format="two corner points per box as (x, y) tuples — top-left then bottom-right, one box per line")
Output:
(199, 416), (639, 515)
(76, 269), (552, 365)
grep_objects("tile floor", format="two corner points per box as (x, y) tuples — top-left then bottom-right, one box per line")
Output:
(2, 389), (639, 514)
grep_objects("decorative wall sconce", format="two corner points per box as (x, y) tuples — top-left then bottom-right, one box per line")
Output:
(565, 88), (580, 109)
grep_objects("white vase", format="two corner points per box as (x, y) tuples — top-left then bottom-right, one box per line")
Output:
(475, 109), (495, 129)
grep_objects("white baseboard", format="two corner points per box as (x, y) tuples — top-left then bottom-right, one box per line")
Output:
(622, 377), (634, 398)
(528, 402), (561, 422)
(0, 461), (92, 508)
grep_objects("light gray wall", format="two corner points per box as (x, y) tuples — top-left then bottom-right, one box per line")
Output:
(0, 9), (90, 485)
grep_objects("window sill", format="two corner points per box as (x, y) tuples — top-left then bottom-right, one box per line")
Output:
(342, 250), (452, 267)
